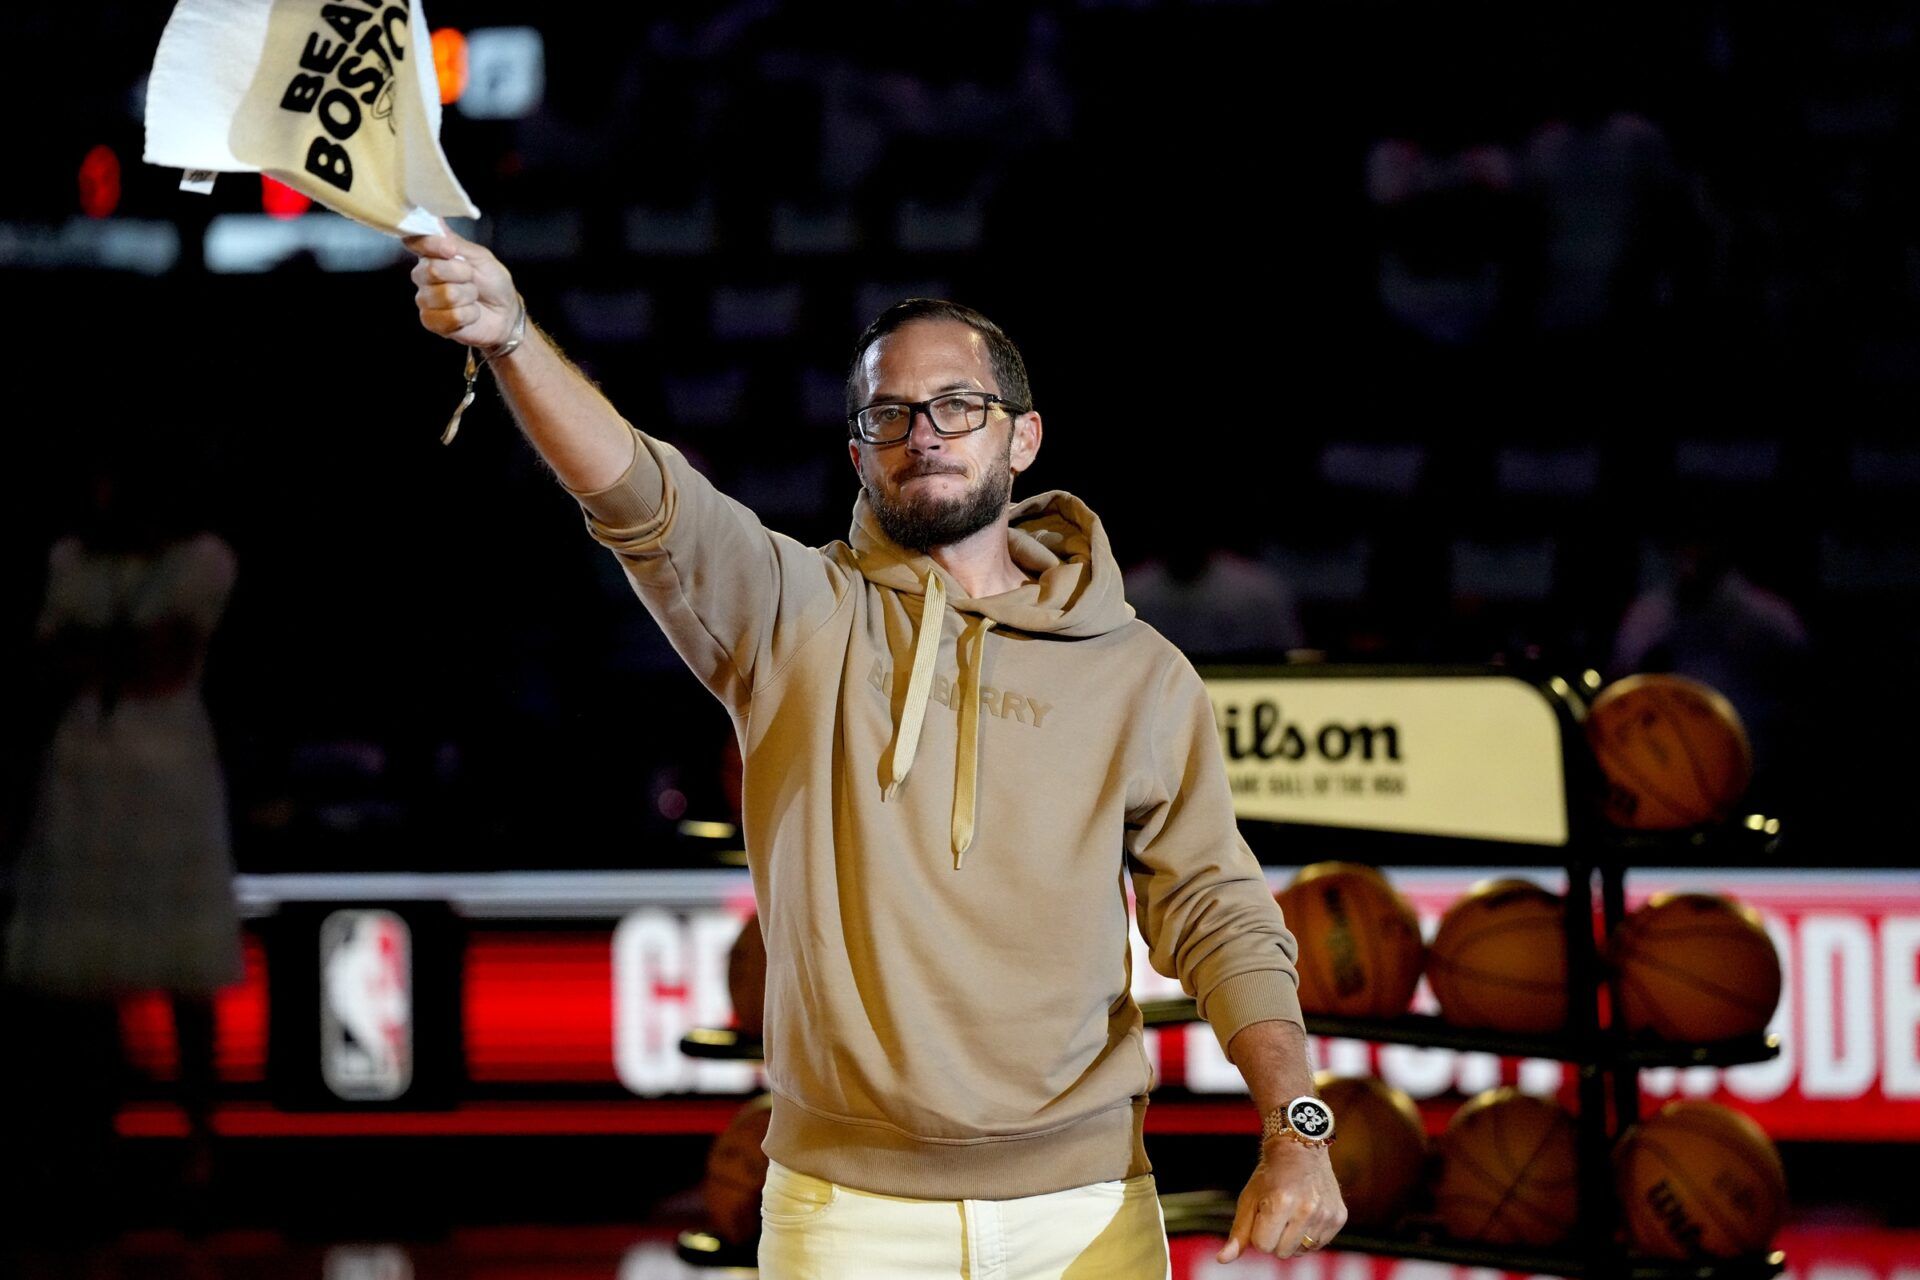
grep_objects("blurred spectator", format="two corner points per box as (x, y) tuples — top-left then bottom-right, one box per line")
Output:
(4, 451), (242, 1224)
(1518, 21), (1697, 349)
(1610, 499), (1811, 810)
(1523, 108), (1685, 335)
(1125, 524), (1305, 664)
(1367, 125), (1526, 349)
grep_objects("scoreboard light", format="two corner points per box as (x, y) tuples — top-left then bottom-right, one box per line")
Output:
(261, 175), (313, 220)
(432, 27), (469, 106)
(78, 144), (121, 219)
(459, 27), (544, 119)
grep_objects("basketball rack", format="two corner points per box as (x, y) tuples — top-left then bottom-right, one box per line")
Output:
(675, 666), (1789, 1279)
(1180, 665), (1789, 1280)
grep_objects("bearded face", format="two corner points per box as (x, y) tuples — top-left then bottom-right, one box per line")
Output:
(860, 429), (1014, 553)
(846, 318), (1040, 556)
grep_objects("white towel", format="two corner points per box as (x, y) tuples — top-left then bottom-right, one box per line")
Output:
(144, 0), (478, 236)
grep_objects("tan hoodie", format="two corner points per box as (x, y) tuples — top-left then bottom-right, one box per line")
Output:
(570, 426), (1303, 1199)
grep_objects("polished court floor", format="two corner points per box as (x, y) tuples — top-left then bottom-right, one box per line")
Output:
(9, 1220), (1918, 1280)
(4, 1127), (1913, 1280)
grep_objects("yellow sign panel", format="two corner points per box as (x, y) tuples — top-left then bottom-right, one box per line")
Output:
(1205, 675), (1569, 846)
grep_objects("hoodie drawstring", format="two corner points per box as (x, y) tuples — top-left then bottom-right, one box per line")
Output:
(879, 573), (995, 869)
(950, 613), (995, 868)
(882, 574), (945, 802)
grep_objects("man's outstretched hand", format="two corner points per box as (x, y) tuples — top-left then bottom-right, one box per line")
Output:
(402, 224), (519, 352)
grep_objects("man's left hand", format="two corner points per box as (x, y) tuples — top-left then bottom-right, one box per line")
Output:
(1216, 1137), (1348, 1263)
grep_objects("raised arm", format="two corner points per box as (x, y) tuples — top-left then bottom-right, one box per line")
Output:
(403, 226), (633, 491)
(400, 228), (849, 713)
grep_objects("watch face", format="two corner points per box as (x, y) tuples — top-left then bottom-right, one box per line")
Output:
(1288, 1096), (1334, 1140)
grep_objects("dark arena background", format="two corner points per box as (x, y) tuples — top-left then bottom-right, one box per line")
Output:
(4, 3), (1919, 1278)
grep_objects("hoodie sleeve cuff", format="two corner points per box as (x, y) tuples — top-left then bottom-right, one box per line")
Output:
(561, 426), (658, 526)
(1200, 968), (1304, 1055)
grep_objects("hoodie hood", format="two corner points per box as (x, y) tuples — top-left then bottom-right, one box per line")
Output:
(850, 488), (1136, 637)
(849, 488), (1135, 868)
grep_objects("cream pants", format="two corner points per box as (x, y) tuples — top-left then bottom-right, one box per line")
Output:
(757, 1160), (1173, 1279)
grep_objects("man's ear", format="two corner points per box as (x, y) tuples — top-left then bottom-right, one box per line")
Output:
(1010, 410), (1043, 478)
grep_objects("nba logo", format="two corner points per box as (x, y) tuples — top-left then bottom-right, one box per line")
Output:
(320, 910), (413, 1101)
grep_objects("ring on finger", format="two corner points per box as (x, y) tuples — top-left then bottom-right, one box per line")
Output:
(1300, 1235), (1319, 1250)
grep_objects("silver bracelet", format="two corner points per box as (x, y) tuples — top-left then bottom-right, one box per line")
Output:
(482, 294), (528, 362)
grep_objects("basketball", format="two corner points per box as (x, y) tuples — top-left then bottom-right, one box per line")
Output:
(1616, 1101), (1788, 1258)
(1586, 674), (1754, 830)
(702, 1094), (774, 1245)
(1426, 879), (1568, 1033)
(1314, 1072), (1429, 1228)
(728, 913), (767, 1037)
(1434, 1088), (1579, 1247)
(1276, 863), (1426, 1019)
(1613, 893), (1782, 1042)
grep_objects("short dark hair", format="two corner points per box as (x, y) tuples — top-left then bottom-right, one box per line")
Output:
(845, 299), (1033, 420)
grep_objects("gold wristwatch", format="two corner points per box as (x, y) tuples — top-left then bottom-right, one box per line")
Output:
(1262, 1095), (1336, 1148)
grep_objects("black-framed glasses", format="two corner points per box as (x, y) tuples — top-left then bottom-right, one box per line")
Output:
(848, 391), (1028, 445)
